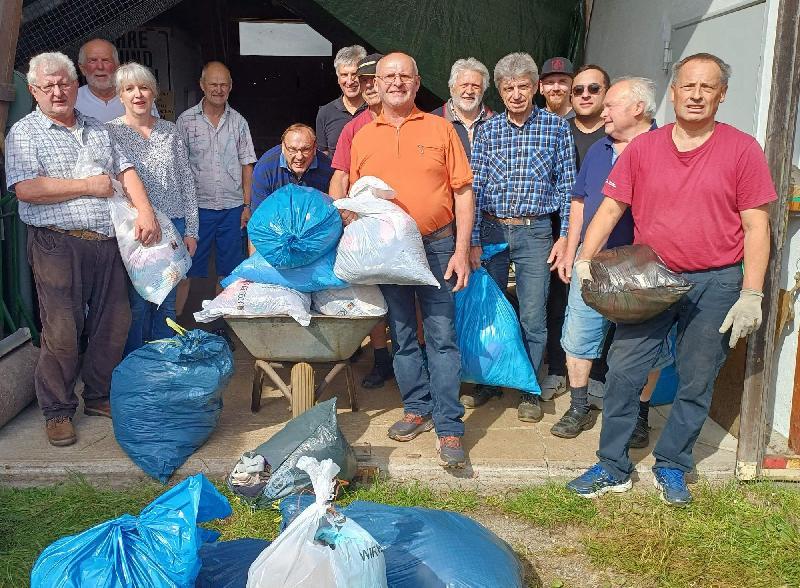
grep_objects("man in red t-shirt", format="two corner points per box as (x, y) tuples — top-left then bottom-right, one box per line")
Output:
(567, 53), (775, 506)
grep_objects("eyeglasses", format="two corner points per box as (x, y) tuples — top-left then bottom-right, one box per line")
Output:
(283, 145), (314, 157)
(376, 73), (416, 85)
(571, 83), (605, 96)
(31, 81), (74, 95)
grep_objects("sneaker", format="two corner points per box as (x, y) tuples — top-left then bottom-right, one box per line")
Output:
(517, 392), (543, 422)
(653, 467), (692, 506)
(461, 384), (502, 409)
(550, 406), (593, 438)
(437, 436), (466, 468)
(539, 374), (567, 401)
(388, 413), (434, 441)
(361, 362), (395, 389)
(628, 416), (650, 449)
(45, 416), (77, 447)
(84, 399), (112, 418)
(567, 463), (632, 498)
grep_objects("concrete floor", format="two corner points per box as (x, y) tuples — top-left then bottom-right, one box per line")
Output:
(0, 336), (738, 489)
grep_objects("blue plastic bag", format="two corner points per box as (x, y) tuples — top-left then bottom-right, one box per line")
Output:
(221, 249), (348, 292)
(31, 474), (232, 588)
(196, 539), (270, 588)
(454, 243), (540, 393)
(248, 184), (343, 269)
(111, 327), (234, 482)
(280, 496), (525, 588)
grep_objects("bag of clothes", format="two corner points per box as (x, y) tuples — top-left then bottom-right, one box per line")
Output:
(312, 285), (387, 317)
(194, 279), (312, 326)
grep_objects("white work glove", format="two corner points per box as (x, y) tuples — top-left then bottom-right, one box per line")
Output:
(718, 288), (764, 348)
(575, 259), (593, 285)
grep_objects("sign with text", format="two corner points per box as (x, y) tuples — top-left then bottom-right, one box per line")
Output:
(115, 28), (172, 92)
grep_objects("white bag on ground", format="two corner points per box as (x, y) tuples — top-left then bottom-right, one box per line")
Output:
(108, 178), (191, 305)
(247, 457), (387, 588)
(194, 279), (312, 326)
(332, 176), (439, 287)
(312, 285), (387, 317)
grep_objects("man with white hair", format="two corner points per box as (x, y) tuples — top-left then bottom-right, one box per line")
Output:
(4, 52), (160, 447)
(432, 58), (493, 158)
(316, 45), (367, 157)
(75, 38), (158, 122)
(552, 77), (667, 443)
(567, 54), (775, 505)
(466, 52), (577, 420)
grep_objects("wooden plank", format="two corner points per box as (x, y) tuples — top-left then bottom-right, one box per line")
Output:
(737, 0), (800, 480)
(789, 326), (800, 452)
(0, 0), (23, 138)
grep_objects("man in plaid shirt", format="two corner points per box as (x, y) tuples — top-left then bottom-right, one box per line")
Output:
(467, 52), (577, 422)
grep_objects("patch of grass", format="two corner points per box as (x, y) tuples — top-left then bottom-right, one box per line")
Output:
(204, 485), (282, 542)
(341, 476), (481, 512)
(490, 482), (599, 527)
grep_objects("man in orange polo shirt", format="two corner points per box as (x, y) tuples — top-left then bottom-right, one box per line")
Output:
(350, 52), (475, 468)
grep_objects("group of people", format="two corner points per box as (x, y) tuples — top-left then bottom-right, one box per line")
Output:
(4, 36), (775, 506)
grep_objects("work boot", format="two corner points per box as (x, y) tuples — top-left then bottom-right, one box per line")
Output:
(550, 406), (593, 438)
(461, 384), (502, 409)
(517, 393), (543, 422)
(628, 416), (650, 449)
(45, 416), (77, 447)
(361, 362), (394, 389)
(539, 374), (567, 401)
(84, 399), (112, 418)
(388, 413), (434, 441)
(437, 436), (466, 468)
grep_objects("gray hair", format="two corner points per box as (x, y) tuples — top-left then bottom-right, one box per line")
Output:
(333, 45), (367, 74)
(115, 62), (159, 97)
(611, 76), (657, 120)
(493, 52), (539, 90)
(27, 52), (77, 86)
(78, 39), (120, 66)
(449, 57), (490, 92)
(671, 52), (731, 87)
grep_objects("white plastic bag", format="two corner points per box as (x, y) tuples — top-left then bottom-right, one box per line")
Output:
(247, 457), (387, 588)
(312, 285), (387, 317)
(333, 176), (439, 287)
(194, 279), (312, 326)
(108, 178), (191, 305)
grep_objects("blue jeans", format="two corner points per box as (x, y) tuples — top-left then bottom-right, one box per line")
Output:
(124, 217), (186, 356)
(379, 235), (464, 437)
(481, 216), (553, 376)
(597, 264), (742, 479)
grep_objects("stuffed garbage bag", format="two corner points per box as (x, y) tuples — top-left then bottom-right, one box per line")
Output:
(194, 279), (313, 326)
(222, 249), (348, 293)
(248, 457), (388, 588)
(455, 243), (540, 393)
(581, 244), (694, 324)
(332, 176), (439, 287)
(248, 184), (342, 269)
(111, 326), (234, 482)
(197, 539), (271, 588)
(312, 284), (388, 317)
(31, 474), (232, 588)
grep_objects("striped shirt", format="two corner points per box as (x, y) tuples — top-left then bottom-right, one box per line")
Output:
(470, 106), (577, 245)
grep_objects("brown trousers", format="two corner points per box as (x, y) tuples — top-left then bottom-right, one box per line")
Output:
(27, 226), (131, 419)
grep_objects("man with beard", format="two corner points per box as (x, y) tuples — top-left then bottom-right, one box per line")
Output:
(539, 57), (575, 119)
(316, 45), (367, 158)
(569, 65), (610, 167)
(432, 58), (493, 158)
(75, 38), (158, 122)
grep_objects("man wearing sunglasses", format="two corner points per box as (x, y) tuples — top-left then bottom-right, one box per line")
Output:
(569, 65), (610, 168)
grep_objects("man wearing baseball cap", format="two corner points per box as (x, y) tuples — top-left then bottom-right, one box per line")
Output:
(539, 56), (575, 119)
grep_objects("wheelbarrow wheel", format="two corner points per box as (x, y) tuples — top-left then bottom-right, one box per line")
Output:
(291, 362), (315, 418)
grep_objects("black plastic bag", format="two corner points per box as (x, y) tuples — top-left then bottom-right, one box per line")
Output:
(581, 244), (693, 324)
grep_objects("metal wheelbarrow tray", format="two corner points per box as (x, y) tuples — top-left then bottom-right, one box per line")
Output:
(224, 314), (382, 417)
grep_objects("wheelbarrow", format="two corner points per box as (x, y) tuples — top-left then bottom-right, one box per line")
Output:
(225, 314), (382, 418)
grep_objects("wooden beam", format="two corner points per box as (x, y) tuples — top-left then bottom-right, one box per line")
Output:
(737, 0), (800, 480)
(0, 0), (23, 140)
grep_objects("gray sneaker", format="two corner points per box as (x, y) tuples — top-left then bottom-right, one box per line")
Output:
(437, 436), (466, 468)
(517, 393), (543, 422)
(539, 375), (567, 401)
(388, 413), (434, 441)
(461, 385), (502, 409)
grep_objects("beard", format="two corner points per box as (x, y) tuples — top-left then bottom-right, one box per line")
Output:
(452, 94), (482, 116)
(87, 73), (114, 91)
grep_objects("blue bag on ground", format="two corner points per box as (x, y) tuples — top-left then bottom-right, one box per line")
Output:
(454, 243), (540, 393)
(221, 249), (348, 292)
(111, 328), (234, 482)
(248, 184), (343, 269)
(196, 539), (270, 588)
(280, 496), (525, 588)
(31, 474), (232, 588)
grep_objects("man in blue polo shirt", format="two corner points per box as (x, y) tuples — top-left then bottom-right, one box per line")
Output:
(552, 77), (668, 444)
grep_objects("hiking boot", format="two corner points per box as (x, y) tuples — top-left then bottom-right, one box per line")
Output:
(461, 384), (502, 409)
(539, 374), (567, 401)
(361, 362), (394, 389)
(628, 416), (650, 449)
(653, 467), (692, 506)
(567, 463), (632, 498)
(84, 399), (112, 418)
(388, 413), (434, 441)
(437, 436), (466, 468)
(517, 393), (543, 422)
(550, 406), (593, 438)
(45, 416), (77, 447)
